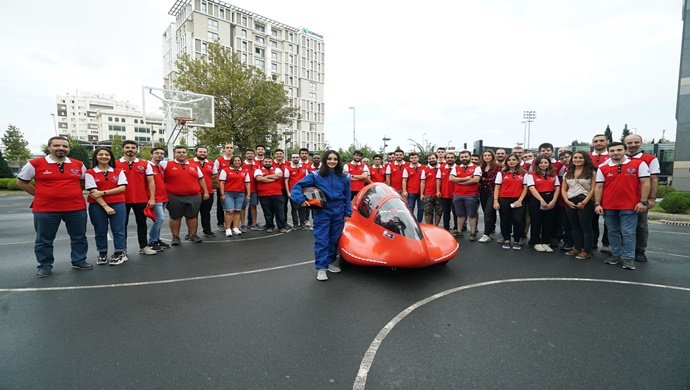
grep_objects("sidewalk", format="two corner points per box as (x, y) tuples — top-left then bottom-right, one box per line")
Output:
(648, 211), (690, 222)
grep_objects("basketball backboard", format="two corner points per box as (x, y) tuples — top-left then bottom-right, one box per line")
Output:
(142, 86), (214, 128)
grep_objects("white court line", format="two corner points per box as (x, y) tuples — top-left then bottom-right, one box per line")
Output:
(0, 261), (312, 292)
(352, 277), (690, 390)
(646, 250), (690, 259)
(0, 232), (286, 246)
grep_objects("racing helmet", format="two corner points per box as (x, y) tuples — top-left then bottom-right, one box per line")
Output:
(303, 186), (327, 209)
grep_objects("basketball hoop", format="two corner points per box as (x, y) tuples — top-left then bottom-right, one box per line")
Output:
(174, 116), (196, 126)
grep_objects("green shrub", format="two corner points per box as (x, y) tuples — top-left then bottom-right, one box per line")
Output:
(660, 192), (690, 214)
(656, 185), (676, 199)
(0, 178), (12, 189)
(6, 179), (20, 190)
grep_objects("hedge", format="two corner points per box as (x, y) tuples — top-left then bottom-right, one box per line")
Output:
(659, 192), (690, 214)
(0, 178), (13, 189)
(656, 185), (676, 199)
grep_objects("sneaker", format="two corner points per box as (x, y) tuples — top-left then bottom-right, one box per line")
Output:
(184, 234), (191, 241)
(327, 264), (341, 273)
(469, 233), (477, 242)
(635, 252), (648, 262)
(512, 243), (522, 250)
(109, 252), (127, 266)
(203, 231), (216, 237)
(265, 228), (274, 233)
(565, 248), (579, 256)
(502, 241), (512, 250)
(316, 269), (328, 281)
(232, 227), (242, 235)
(139, 246), (157, 255)
(72, 262), (94, 270)
(605, 256), (621, 265)
(560, 246), (573, 252)
(279, 227), (291, 233)
(305, 220), (312, 228)
(225, 228), (233, 237)
(478, 234), (492, 243)
(600, 245), (612, 254)
(157, 240), (170, 249)
(150, 243), (164, 252)
(171, 236), (181, 246)
(97, 252), (109, 265)
(543, 245), (554, 253)
(189, 234), (202, 243)
(217, 224), (225, 232)
(250, 224), (262, 231)
(240, 225), (248, 233)
(534, 244), (546, 252)
(36, 267), (51, 278)
(576, 251), (591, 260)
(622, 259), (636, 270)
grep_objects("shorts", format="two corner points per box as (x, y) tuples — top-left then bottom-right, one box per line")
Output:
(453, 194), (480, 218)
(167, 194), (202, 219)
(245, 192), (258, 207)
(422, 195), (443, 216)
(223, 191), (246, 211)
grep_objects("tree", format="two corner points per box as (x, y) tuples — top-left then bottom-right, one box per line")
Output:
(67, 137), (91, 168)
(0, 150), (13, 178)
(604, 125), (613, 144)
(620, 123), (631, 142)
(110, 135), (124, 159)
(174, 43), (298, 151)
(570, 139), (590, 147)
(1, 124), (31, 162)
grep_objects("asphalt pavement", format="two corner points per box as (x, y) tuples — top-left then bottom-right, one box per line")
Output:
(1, 192), (689, 389)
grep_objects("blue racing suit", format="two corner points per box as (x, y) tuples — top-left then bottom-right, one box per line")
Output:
(291, 171), (352, 270)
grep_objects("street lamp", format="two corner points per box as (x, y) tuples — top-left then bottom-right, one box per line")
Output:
(348, 107), (356, 147)
(522, 110), (536, 149)
(382, 135), (391, 153)
(50, 113), (58, 136)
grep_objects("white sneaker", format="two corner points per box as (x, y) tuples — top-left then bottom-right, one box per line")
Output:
(478, 234), (492, 243)
(534, 244), (546, 252)
(316, 270), (328, 281)
(139, 246), (157, 255)
(327, 264), (341, 273)
(225, 228), (233, 237)
(543, 245), (554, 253)
(232, 227), (242, 235)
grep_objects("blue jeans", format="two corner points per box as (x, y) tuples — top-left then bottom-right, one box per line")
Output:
(89, 202), (127, 252)
(148, 202), (166, 245)
(407, 193), (424, 222)
(258, 195), (287, 229)
(604, 209), (638, 260)
(33, 210), (88, 269)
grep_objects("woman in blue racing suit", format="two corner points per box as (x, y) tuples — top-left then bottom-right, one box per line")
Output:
(290, 150), (352, 281)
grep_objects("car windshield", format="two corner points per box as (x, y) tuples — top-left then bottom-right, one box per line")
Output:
(357, 184), (392, 218)
(373, 198), (423, 240)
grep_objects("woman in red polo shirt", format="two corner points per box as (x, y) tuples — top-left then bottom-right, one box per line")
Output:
(219, 156), (251, 237)
(493, 154), (528, 250)
(525, 155), (560, 252)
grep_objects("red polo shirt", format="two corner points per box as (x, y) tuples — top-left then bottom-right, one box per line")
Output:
(369, 165), (386, 183)
(149, 162), (168, 203)
(420, 164), (440, 196)
(450, 164), (481, 196)
(161, 160), (203, 196)
(386, 161), (405, 191)
(596, 158), (649, 210)
(116, 157), (153, 204)
(344, 161), (370, 192)
(219, 166), (250, 193)
(254, 167), (283, 197)
(18, 156), (86, 212)
(402, 163), (423, 194)
(524, 172), (560, 193)
(436, 163), (456, 199)
(84, 167), (128, 204)
(189, 157), (214, 192)
(284, 163), (310, 190)
(495, 171), (526, 198)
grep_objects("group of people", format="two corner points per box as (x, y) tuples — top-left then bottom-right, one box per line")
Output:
(17, 132), (657, 279)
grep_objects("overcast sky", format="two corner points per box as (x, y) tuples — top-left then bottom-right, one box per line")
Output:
(0, 0), (682, 153)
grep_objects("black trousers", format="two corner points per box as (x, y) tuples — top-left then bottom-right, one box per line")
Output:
(125, 203), (148, 249)
(565, 199), (595, 253)
(216, 187), (224, 226)
(479, 186), (497, 235)
(198, 195), (214, 233)
(441, 197), (453, 230)
(528, 192), (556, 245)
(498, 197), (526, 242)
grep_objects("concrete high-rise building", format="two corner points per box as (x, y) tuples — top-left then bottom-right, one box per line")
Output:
(163, 0), (325, 151)
(55, 91), (166, 146)
(675, 0), (690, 191)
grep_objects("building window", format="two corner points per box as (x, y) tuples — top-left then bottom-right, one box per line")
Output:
(255, 36), (264, 45)
(208, 32), (219, 41)
(115, 117), (119, 122)
(270, 40), (277, 48)
(241, 29), (247, 38)
(255, 47), (264, 58)
(208, 19), (218, 30)
(310, 82), (316, 91)
(201, 1), (207, 12)
(241, 40), (247, 51)
(121, 118), (126, 123)
(108, 117), (113, 121)
(272, 28), (280, 37)
(271, 63), (278, 72)
(310, 92), (316, 100)
(219, 8), (225, 19)
(241, 15), (248, 27)
(271, 52), (278, 61)
(255, 59), (265, 68)
(255, 22), (265, 33)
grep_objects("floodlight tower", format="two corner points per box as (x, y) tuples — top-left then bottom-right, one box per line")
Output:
(523, 110), (536, 149)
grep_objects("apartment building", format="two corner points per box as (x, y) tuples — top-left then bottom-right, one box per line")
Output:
(163, 0), (325, 151)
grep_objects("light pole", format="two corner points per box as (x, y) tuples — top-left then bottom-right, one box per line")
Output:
(382, 135), (391, 153)
(522, 110), (536, 149)
(50, 113), (58, 136)
(422, 133), (427, 151)
(348, 106), (356, 147)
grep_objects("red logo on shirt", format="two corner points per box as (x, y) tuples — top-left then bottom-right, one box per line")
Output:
(627, 168), (637, 174)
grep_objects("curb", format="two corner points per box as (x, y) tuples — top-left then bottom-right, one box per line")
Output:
(648, 211), (690, 223)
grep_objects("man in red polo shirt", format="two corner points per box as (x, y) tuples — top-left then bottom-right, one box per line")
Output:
(402, 152), (424, 222)
(590, 134), (611, 253)
(241, 149), (261, 231)
(594, 142), (650, 270)
(272, 149), (291, 226)
(117, 140), (157, 256)
(436, 152), (457, 232)
(17, 136), (92, 277)
(255, 156), (289, 233)
(343, 150), (370, 200)
(213, 143), (235, 231)
(449, 150), (482, 240)
(189, 146), (216, 238)
(148, 147), (169, 251)
(284, 152), (311, 229)
(161, 146), (210, 245)
(420, 153), (442, 225)
(368, 154), (386, 183)
(386, 149), (406, 192)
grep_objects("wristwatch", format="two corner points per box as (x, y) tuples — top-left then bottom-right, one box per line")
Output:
(640, 200), (649, 206)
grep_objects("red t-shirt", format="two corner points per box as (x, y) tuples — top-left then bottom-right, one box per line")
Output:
(369, 165), (386, 183)
(436, 163), (456, 199)
(495, 171), (526, 198)
(284, 163), (310, 190)
(254, 167), (283, 197)
(18, 156), (86, 212)
(213, 156), (234, 175)
(402, 163), (423, 194)
(524, 172), (560, 193)
(189, 158), (214, 192)
(116, 158), (153, 204)
(161, 160), (203, 196)
(590, 151), (609, 167)
(344, 162), (369, 192)
(420, 165), (440, 196)
(300, 160), (315, 172)
(243, 160), (260, 193)
(450, 164), (481, 196)
(150, 163), (168, 203)
(386, 162), (405, 191)
(84, 167), (128, 204)
(219, 166), (250, 193)
(596, 158), (649, 210)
